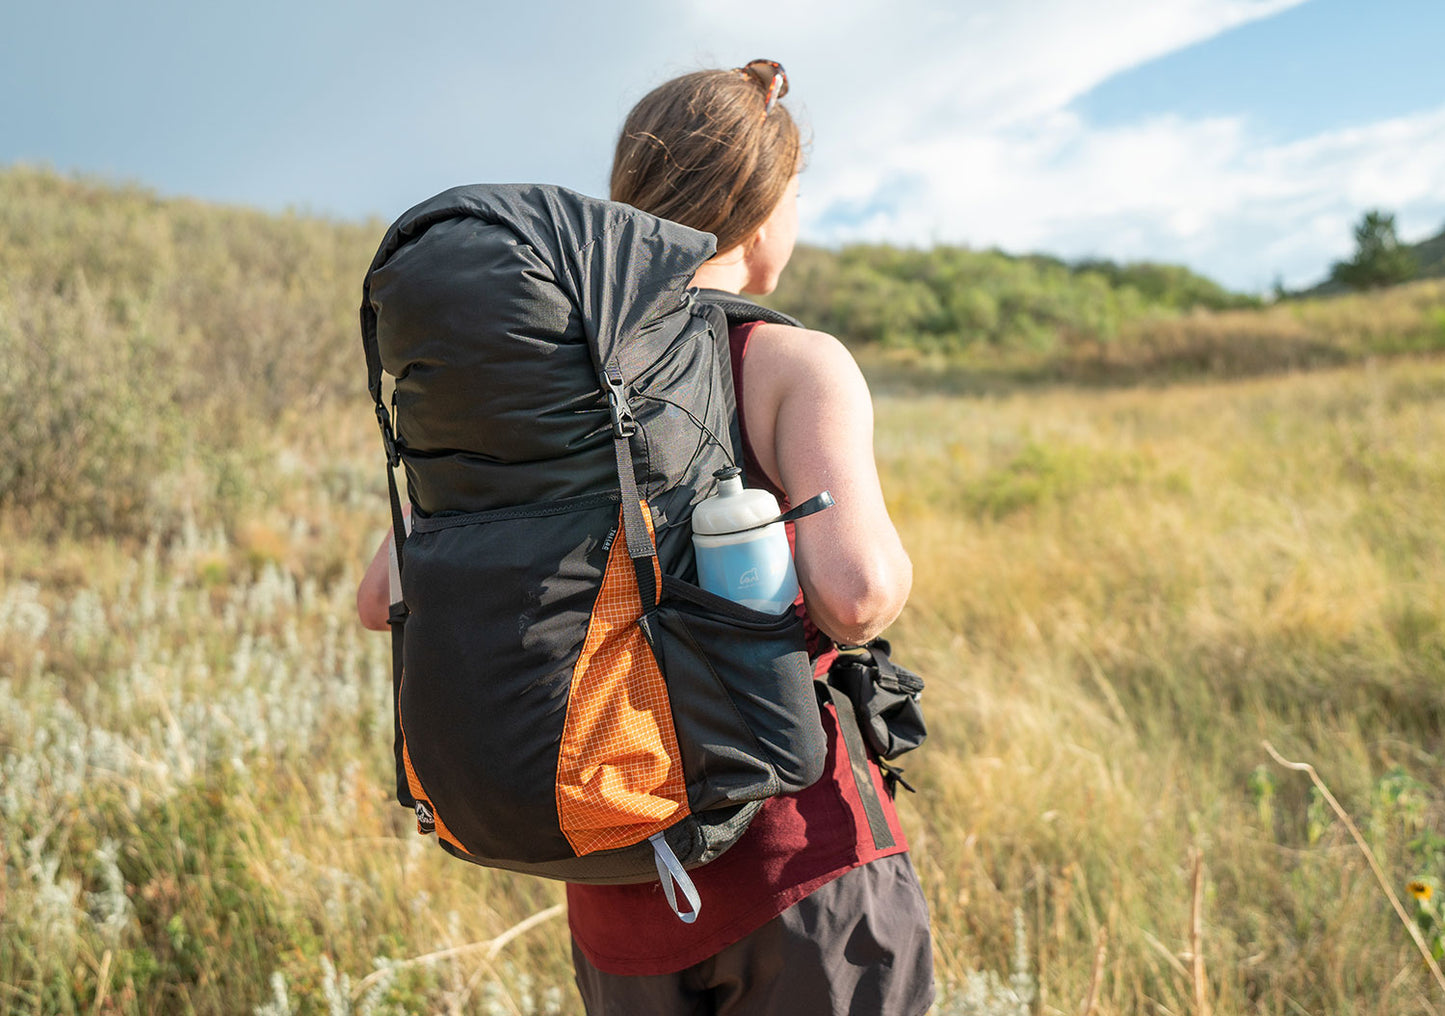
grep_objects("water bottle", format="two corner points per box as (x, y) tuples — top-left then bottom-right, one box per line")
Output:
(691, 467), (800, 614)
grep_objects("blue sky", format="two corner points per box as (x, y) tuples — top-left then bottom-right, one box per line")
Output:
(3, 0), (1442, 290)
(1077, 0), (1441, 141)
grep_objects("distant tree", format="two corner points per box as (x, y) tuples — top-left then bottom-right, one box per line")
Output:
(1330, 210), (1417, 290)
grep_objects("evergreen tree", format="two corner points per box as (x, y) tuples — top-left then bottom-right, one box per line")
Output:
(1330, 210), (1418, 290)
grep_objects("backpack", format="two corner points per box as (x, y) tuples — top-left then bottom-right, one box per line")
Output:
(359, 184), (827, 920)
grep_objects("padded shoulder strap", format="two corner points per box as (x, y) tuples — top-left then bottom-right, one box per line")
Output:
(692, 289), (804, 329)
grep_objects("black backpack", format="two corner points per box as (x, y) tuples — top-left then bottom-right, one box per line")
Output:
(360, 184), (827, 920)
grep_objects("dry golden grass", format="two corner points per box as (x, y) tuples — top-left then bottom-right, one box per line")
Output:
(878, 358), (1445, 1013)
(5, 356), (1445, 1014)
(5, 167), (1445, 1013)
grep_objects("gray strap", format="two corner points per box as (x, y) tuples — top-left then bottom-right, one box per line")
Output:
(604, 361), (659, 608)
(613, 434), (658, 608)
(825, 684), (896, 851)
(648, 833), (701, 924)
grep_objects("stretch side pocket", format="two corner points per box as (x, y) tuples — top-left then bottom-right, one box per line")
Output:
(555, 504), (689, 857)
(642, 576), (826, 813)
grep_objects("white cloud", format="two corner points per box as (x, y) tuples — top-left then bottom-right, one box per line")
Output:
(821, 105), (1445, 290)
(672, 0), (1444, 290)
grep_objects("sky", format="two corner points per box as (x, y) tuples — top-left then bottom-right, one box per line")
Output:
(2, 0), (1442, 291)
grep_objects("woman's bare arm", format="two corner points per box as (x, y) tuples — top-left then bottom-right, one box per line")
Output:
(357, 529), (393, 631)
(738, 324), (911, 645)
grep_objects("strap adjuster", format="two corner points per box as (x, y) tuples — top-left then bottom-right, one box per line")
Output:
(602, 366), (636, 439)
(375, 404), (401, 468)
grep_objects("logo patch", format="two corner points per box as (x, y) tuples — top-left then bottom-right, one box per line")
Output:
(738, 567), (759, 588)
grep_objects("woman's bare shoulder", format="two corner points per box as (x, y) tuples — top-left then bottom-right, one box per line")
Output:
(744, 322), (865, 389)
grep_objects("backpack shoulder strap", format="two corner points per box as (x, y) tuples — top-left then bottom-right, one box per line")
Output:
(692, 288), (804, 329)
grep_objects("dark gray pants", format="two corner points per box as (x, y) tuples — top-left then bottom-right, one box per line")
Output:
(572, 853), (935, 1016)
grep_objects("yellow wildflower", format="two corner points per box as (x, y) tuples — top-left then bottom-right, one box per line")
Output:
(1408, 880), (1432, 902)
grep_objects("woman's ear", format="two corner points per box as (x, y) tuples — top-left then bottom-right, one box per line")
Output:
(740, 223), (773, 287)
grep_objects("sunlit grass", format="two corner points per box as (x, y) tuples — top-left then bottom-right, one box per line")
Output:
(879, 358), (1445, 1014)
(4, 357), (1444, 1013)
(4, 165), (1445, 1013)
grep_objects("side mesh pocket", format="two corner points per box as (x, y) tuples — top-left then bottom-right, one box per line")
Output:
(639, 576), (826, 814)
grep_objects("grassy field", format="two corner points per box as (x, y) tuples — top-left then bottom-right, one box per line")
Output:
(3, 168), (1445, 1013)
(5, 356), (1445, 1014)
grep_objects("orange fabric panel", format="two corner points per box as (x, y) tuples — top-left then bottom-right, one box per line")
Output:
(432, 811), (468, 854)
(556, 501), (687, 855)
(401, 735), (427, 808)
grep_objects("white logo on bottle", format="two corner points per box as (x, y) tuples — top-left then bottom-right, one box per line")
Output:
(738, 567), (759, 587)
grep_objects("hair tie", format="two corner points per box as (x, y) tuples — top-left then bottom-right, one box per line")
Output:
(736, 59), (789, 118)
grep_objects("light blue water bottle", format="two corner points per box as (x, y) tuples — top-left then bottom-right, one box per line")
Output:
(691, 467), (834, 614)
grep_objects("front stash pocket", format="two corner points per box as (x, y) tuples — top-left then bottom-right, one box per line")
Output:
(640, 576), (827, 814)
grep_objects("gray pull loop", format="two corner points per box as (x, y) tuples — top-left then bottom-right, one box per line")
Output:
(648, 833), (701, 924)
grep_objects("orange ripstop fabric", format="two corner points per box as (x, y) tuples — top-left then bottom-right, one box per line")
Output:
(556, 502), (687, 855)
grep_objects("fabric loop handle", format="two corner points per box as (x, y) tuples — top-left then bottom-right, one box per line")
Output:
(649, 833), (701, 924)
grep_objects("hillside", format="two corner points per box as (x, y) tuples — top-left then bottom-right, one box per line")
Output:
(2, 164), (1443, 540)
(1411, 223), (1445, 277)
(763, 242), (1260, 352)
(1300, 219), (1445, 296)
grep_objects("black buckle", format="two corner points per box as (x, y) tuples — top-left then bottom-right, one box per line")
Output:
(878, 759), (916, 796)
(602, 366), (636, 439)
(375, 404), (401, 467)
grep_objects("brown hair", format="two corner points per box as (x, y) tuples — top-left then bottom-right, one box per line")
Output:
(610, 69), (803, 255)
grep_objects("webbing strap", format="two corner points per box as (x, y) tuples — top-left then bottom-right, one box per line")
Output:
(868, 638), (898, 684)
(384, 462), (413, 810)
(388, 601), (411, 809)
(386, 461), (408, 583)
(612, 435), (658, 608)
(605, 361), (659, 608)
(649, 833), (701, 924)
(825, 684), (896, 852)
(364, 285), (414, 810)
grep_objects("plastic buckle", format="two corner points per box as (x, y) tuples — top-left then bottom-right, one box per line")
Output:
(603, 368), (636, 439)
(375, 405), (401, 467)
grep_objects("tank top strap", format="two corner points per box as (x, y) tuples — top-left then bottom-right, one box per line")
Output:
(728, 319), (834, 662)
(728, 320), (788, 505)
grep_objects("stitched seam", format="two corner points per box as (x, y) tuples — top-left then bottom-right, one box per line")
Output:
(413, 492), (620, 532)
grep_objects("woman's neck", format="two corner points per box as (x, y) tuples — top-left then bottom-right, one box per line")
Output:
(689, 252), (750, 295)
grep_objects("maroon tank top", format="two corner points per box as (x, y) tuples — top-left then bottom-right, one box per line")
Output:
(566, 320), (909, 976)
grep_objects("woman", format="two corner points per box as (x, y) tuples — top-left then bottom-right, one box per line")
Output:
(359, 61), (932, 1016)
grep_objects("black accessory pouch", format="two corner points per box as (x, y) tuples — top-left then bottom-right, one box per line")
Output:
(826, 638), (926, 761)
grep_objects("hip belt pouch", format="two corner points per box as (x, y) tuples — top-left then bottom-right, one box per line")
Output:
(826, 638), (926, 760)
